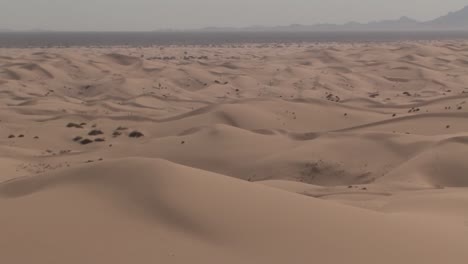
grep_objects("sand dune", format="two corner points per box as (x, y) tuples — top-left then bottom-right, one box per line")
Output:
(1, 41), (468, 263)
(2, 158), (468, 264)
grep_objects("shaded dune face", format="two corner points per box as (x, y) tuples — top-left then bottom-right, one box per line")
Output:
(1, 158), (468, 264)
(1, 42), (468, 263)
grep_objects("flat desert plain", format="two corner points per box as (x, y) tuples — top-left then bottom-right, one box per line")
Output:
(1, 41), (468, 263)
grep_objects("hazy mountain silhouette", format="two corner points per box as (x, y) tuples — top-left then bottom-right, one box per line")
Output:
(3, 5), (468, 32)
(429, 5), (468, 29)
(0, 28), (51, 33)
(201, 5), (468, 32)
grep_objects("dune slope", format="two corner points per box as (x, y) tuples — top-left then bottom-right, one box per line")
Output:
(1, 158), (468, 264)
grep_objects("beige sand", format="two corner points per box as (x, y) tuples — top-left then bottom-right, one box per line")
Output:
(1, 41), (468, 263)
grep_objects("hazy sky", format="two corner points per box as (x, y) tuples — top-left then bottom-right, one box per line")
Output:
(1, 0), (468, 31)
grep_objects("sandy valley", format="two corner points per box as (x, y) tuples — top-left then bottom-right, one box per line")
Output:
(1, 41), (468, 263)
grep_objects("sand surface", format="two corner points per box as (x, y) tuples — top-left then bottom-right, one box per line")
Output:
(1, 41), (468, 263)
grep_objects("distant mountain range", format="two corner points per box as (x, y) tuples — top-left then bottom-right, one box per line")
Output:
(0, 28), (50, 33)
(201, 5), (468, 32)
(2, 5), (468, 32)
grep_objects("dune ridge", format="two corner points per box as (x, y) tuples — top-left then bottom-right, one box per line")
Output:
(2, 158), (468, 264)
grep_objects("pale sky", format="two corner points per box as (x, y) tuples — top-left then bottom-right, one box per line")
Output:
(1, 0), (468, 31)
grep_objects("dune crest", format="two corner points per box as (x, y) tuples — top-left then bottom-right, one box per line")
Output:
(2, 158), (468, 263)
